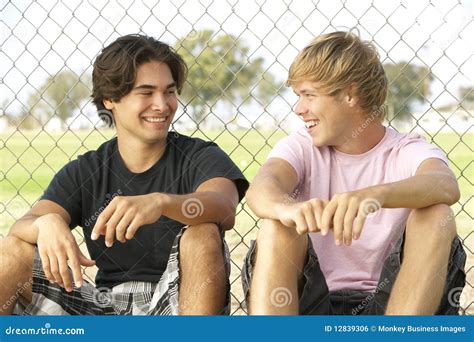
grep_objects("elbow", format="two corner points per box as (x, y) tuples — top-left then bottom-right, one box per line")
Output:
(444, 178), (461, 205)
(219, 201), (237, 231)
(244, 185), (258, 214)
(446, 186), (461, 206)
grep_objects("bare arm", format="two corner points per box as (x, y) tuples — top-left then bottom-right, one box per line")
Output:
(8, 200), (94, 291)
(91, 177), (240, 247)
(321, 158), (461, 246)
(366, 158), (460, 209)
(246, 158), (328, 235)
(8, 200), (72, 244)
(246, 158), (299, 220)
(160, 177), (240, 230)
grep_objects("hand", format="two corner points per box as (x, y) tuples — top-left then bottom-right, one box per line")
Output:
(91, 193), (164, 247)
(277, 198), (329, 235)
(321, 189), (384, 246)
(35, 213), (95, 292)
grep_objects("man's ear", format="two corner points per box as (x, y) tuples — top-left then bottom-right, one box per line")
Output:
(345, 84), (359, 108)
(103, 99), (114, 110)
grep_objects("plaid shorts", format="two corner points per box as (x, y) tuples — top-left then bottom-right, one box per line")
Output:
(14, 226), (231, 315)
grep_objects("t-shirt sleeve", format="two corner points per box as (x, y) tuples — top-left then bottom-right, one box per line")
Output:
(187, 143), (249, 202)
(41, 159), (82, 229)
(395, 133), (449, 179)
(267, 133), (306, 184)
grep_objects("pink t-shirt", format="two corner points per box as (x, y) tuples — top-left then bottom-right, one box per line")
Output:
(268, 127), (448, 292)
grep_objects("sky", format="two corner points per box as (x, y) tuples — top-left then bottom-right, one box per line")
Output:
(0, 0), (472, 129)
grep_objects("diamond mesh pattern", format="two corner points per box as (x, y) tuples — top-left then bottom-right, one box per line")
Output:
(0, 0), (472, 315)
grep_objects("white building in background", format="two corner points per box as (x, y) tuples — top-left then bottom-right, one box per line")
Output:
(0, 116), (9, 133)
(411, 108), (472, 135)
(43, 116), (62, 132)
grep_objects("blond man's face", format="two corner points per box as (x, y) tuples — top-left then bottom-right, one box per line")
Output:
(292, 80), (359, 148)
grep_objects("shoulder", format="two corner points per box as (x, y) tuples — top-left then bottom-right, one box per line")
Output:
(75, 138), (117, 168)
(384, 127), (435, 151)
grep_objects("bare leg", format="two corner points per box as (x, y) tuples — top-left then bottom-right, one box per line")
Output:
(385, 204), (457, 314)
(0, 236), (35, 315)
(249, 219), (308, 315)
(178, 223), (227, 315)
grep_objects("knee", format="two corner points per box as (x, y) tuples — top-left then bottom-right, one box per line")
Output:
(407, 204), (457, 244)
(180, 223), (223, 260)
(0, 236), (34, 271)
(256, 219), (303, 252)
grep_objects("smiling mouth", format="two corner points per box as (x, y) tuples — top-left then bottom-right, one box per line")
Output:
(305, 120), (320, 128)
(142, 116), (168, 123)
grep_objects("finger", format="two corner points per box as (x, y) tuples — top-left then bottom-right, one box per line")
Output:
(312, 201), (325, 233)
(116, 211), (135, 243)
(321, 200), (337, 236)
(57, 251), (73, 292)
(304, 204), (318, 232)
(125, 214), (145, 240)
(67, 248), (83, 289)
(104, 209), (125, 247)
(78, 249), (96, 267)
(353, 210), (368, 240)
(91, 204), (116, 240)
(38, 249), (54, 283)
(294, 213), (308, 235)
(49, 254), (62, 286)
(332, 202), (347, 246)
(343, 201), (359, 246)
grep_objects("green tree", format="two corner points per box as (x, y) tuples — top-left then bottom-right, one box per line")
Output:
(28, 70), (90, 127)
(175, 29), (283, 123)
(384, 62), (433, 122)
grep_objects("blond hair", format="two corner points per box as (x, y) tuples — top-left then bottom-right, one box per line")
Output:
(287, 31), (387, 119)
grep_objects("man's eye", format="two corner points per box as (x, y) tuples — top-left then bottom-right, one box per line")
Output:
(166, 89), (176, 95)
(139, 92), (152, 96)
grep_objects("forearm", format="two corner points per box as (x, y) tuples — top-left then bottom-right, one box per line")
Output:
(159, 192), (237, 230)
(246, 180), (292, 220)
(8, 215), (40, 244)
(367, 173), (460, 209)
(8, 213), (71, 245)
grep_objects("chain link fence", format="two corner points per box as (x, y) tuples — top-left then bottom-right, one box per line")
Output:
(1, 0), (472, 315)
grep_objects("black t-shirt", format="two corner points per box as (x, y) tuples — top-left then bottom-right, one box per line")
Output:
(41, 132), (249, 288)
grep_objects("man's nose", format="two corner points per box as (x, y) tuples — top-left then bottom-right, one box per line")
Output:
(293, 99), (307, 116)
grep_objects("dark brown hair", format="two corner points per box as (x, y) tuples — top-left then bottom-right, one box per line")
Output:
(92, 34), (188, 113)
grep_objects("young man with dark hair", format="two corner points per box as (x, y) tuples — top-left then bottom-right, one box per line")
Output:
(243, 31), (466, 315)
(0, 34), (248, 315)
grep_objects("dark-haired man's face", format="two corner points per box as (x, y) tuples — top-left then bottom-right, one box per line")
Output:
(104, 60), (178, 145)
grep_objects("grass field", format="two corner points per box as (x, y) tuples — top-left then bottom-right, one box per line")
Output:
(0, 128), (472, 314)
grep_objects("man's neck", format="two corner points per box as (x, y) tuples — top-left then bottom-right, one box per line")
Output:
(335, 121), (386, 155)
(116, 135), (168, 173)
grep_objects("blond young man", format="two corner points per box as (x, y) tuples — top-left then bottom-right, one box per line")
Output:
(243, 31), (466, 315)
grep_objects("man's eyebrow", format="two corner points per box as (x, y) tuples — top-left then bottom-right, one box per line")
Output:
(294, 89), (316, 95)
(133, 82), (176, 90)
